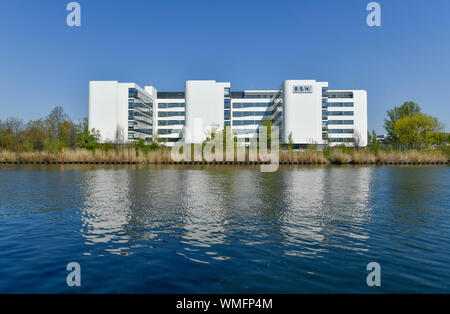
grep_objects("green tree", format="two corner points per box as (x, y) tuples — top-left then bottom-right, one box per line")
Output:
(24, 119), (46, 150)
(0, 118), (25, 151)
(394, 113), (441, 149)
(134, 139), (146, 157)
(76, 118), (100, 150)
(384, 101), (421, 147)
(45, 106), (68, 142)
(370, 130), (379, 152)
(428, 131), (447, 145)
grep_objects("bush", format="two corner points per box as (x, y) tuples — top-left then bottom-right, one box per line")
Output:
(323, 146), (332, 159)
(437, 145), (450, 159)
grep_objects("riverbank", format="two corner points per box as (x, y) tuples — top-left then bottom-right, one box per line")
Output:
(0, 148), (448, 165)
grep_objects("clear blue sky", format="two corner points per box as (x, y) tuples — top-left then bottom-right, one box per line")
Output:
(1, 0), (449, 134)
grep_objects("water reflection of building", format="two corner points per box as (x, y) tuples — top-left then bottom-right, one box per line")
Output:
(79, 166), (229, 257)
(277, 167), (373, 257)
(178, 169), (227, 249)
(172, 166), (374, 259)
(79, 169), (133, 255)
(78, 165), (374, 259)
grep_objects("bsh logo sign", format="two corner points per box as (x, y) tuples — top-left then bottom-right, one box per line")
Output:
(293, 85), (313, 93)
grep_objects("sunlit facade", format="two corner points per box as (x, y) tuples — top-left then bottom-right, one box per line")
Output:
(89, 79), (367, 147)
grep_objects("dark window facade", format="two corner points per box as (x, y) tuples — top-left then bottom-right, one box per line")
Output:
(327, 92), (353, 99)
(158, 120), (185, 126)
(158, 111), (185, 117)
(327, 129), (354, 134)
(325, 111), (354, 116)
(327, 102), (354, 107)
(328, 138), (354, 143)
(233, 120), (264, 126)
(232, 102), (272, 108)
(327, 120), (354, 125)
(157, 92), (185, 99)
(128, 88), (153, 140)
(158, 102), (185, 108)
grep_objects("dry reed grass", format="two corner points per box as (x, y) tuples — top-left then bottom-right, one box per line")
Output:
(279, 150), (329, 163)
(0, 148), (448, 164)
(329, 150), (353, 164)
(377, 150), (447, 163)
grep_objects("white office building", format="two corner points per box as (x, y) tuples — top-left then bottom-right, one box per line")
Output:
(89, 79), (367, 147)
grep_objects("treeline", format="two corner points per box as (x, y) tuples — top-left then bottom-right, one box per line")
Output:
(372, 101), (449, 150)
(0, 106), (99, 152)
(1, 102), (449, 155)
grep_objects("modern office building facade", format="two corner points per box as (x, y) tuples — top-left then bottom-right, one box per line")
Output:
(89, 79), (367, 147)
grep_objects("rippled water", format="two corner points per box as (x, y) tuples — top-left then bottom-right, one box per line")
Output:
(0, 165), (449, 293)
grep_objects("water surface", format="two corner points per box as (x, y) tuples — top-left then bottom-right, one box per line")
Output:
(0, 165), (449, 293)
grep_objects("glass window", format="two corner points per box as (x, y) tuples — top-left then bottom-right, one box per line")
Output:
(224, 110), (230, 120)
(128, 88), (138, 98)
(157, 92), (185, 99)
(233, 120), (264, 126)
(327, 102), (354, 107)
(327, 129), (354, 134)
(327, 93), (353, 99)
(327, 120), (354, 125)
(158, 129), (181, 135)
(158, 120), (185, 126)
(158, 111), (185, 117)
(158, 103), (185, 109)
(325, 111), (354, 116)
(328, 138), (354, 143)
(243, 94), (274, 99)
(232, 102), (272, 108)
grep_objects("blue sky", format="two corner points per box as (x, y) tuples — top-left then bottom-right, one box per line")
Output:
(1, 0), (449, 134)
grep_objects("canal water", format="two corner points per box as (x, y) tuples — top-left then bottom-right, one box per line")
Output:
(0, 165), (449, 293)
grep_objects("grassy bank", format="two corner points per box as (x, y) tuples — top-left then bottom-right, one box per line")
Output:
(0, 148), (172, 163)
(0, 147), (448, 164)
